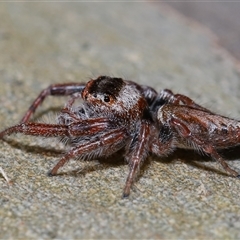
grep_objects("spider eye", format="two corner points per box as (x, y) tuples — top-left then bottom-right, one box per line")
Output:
(103, 95), (110, 102)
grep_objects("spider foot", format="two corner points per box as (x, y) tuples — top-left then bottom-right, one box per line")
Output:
(122, 184), (131, 198)
(47, 170), (56, 177)
(122, 192), (130, 199)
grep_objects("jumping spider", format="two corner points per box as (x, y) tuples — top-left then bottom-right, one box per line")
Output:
(0, 76), (239, 197)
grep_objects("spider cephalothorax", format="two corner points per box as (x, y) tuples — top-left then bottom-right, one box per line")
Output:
(0, 75), (239, 197)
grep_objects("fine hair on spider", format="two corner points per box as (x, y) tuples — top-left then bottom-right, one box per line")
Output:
(0, 75), (240, 197)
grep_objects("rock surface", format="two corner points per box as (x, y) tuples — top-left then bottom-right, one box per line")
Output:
(1, 3), (240, 239)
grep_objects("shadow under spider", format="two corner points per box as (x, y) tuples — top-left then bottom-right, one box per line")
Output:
(2, 138), (65, 156)
(62, 150), (127, 178)
(52, 147), (239, 179)
(158, 147), (240, 177)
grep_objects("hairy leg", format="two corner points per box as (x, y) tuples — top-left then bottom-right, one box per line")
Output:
(0, 118), (111, 139)
(0, 120), (128, 179)
(150, 125), (176, 157)
(127, 80), (158, 105)
(140, 85), (158, 105)
(203, 145), (240, 177)
(21, 83), (85, 123)
(170, 116), (240, 177)
(151, 89), (210, 112)
(49, 128), (126, 175)
(123, 121), (150, 198)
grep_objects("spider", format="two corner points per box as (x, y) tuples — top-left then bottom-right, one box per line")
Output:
(0, 76), (239, 197)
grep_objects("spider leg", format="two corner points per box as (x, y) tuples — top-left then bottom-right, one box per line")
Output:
(0, 123), (69, 138)
(151, 89), (210, 112)
(127, 81), (158, 105)
(123, 121), (150, 198)
(140, 85), (158, 105)
(150, 125), (175, 157)
(48, 128), (126, 175)
(203, 146), (239, 177)
(21, 83), (85, 123)
(170, 116), (239, 177)
(0, 118), (111, 139)
(0, 119), (127, 176)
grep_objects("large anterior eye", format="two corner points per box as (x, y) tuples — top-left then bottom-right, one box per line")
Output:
(103, 94), (110, 102)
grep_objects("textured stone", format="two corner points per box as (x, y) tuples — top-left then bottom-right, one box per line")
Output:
(0, 2), (240, 239)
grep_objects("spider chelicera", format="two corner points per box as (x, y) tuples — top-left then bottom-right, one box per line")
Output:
(0, 76), (239, 197)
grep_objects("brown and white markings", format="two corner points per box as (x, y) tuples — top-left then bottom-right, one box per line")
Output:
(0, 76), (239, 197)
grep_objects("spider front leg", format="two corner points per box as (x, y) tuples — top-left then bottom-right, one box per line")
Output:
(21, 82), (85, 123)
(0, 118), (111, 140)
(123, 121), (150, 198)
(0, 122), (69, 139)
(49, 128), (127, 176)
(0, 118), (128, 179)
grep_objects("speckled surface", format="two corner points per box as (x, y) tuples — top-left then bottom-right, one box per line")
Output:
(1, 3), (240, 239)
